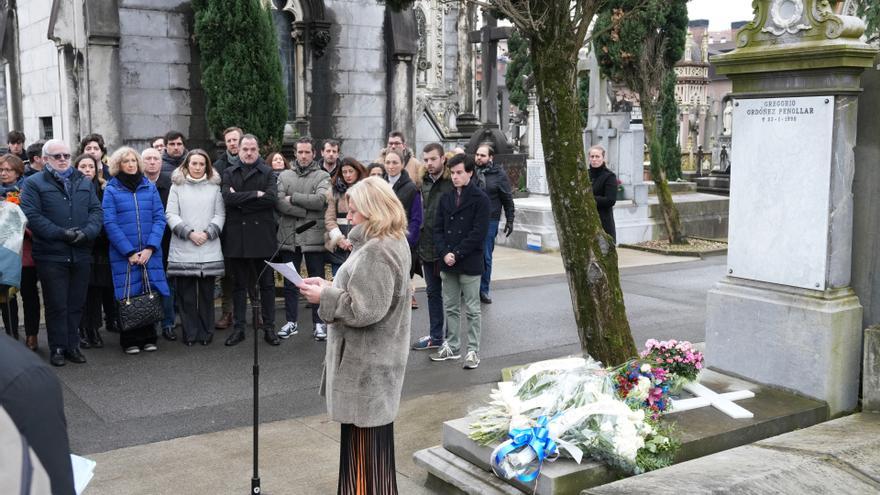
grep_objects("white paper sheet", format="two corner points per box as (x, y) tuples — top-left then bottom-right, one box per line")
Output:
(70, 454), (96, 495)
(265, 261), (305, 287)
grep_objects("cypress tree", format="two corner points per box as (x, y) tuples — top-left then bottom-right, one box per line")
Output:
(593, 0), (689, 244)
(658, 71), (681, 181)
(506, 29), (533, 114)
(192, 0), (287, 150)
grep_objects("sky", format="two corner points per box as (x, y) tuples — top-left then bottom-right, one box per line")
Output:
(687, 0), (754, 31)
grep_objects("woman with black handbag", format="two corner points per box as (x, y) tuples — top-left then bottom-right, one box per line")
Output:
(103, 147), (170, 355)
(324, 157), (367, 275)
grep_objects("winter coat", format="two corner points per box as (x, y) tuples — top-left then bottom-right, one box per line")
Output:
(20, 168), (103, 264)
(221, 158), (278, 259)
(434, 180), (490, 276)
(103, 176), (171, 298)
(417, 168), (453, 263)
(376, 148), (426, 189)
(161, 151), (185, 175)
(390, 170), (422, 247)
(318, 223), (412, 427)
(165, 169), (226, 278)
(213, 151), (237, 179)
(275, 161), (330, 253)
(152, 172), (173, 266)
(324, 183), (352, 252)
(589, 164), (617, 242)
(476, 161), (515, 222)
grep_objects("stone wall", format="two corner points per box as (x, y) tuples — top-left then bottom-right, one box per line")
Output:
(16, 1), (61, 142)
(852, 56), (880, 329)
(315, 0), (386, 162)
(118, 0), (208, 150)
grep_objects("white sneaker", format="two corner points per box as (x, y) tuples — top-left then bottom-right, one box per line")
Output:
(278, 321), (299, 339)
(124, 346), (140, 355)
(314, 323), (327, 341)
(143, 343), (157, 352)
(430, 342), (461, 361)
(463, 350), (480, 369)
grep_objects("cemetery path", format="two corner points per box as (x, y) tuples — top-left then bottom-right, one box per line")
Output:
(55, 255), (726, 455)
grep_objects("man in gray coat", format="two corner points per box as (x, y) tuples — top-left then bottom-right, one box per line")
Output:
(276, 136), (331, 340)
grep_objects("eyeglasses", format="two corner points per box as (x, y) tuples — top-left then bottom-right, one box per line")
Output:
(48, 153), (72, 161)
(0, 168), (13, 173)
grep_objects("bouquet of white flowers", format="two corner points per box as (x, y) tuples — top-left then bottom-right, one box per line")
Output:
(469, 357), (679, 482)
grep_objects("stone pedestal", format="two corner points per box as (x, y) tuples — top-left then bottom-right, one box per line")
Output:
(707, 0), (877, 416)
(863, 326), (880, 412)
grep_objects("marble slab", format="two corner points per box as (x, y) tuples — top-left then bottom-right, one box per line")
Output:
(727, 96), (834, 290)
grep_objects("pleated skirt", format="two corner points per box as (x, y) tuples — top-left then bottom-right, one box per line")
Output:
(338, 422), (398, 495)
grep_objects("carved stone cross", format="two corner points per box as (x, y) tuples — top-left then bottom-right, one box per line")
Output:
(595, 119), (618, 152)
(468, 10), (511, 128)
(670, 382), (756, 419)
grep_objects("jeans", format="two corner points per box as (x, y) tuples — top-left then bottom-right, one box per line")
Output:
(281, 248), (325, 327)
(229, 257), (276, 332)
(481, 220), (500, 296)
(422, 260), (445, 345)
(37, 261), (91, 352)
(440, 271), (482, 354)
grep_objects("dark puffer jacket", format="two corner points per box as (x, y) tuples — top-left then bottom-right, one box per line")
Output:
(20, 168), (103, 264)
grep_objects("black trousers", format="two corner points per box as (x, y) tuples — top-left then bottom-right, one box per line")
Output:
(0, 267), (41, 338)
(229, 257), (275, 332)
(80, 286), (114, 332)
(174, 276), (215, 342)
(37, 261), (91, 352)
(119, 324), (157, 349)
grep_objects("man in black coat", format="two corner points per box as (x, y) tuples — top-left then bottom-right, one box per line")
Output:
(144, 147), (177, 341)
(20, 139), (103, 367)
(474, 143), (515, 304)
(0, 334), (75, 494)
(212, 126), (242, 178)
(430, 154), (490, 370)
(221, 134), (281, 346)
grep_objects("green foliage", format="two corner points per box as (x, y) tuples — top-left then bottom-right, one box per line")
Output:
(193, 0), (287, 150)
(859, 1), (880, 40)
(658, 72), (681, 181)
(592, 0), (688, 98)
(507, 29), (533, 113)
(578, 72), (590, 129)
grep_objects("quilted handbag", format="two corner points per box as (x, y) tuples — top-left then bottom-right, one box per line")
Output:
(116, 264), (164, 332)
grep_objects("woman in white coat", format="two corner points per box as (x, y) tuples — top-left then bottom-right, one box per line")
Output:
(165, 150), (225, 346)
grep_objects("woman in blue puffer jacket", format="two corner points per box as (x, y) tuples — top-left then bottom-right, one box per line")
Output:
(103, 147), (170, 354)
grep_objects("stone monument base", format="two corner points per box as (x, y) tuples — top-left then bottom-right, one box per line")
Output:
(706, 278), (862, 416)
(413, 369), (826, 495)
(497, 192), (728, 251)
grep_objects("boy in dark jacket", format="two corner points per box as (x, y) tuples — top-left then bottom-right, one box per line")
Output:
(429, 154), (489, 370)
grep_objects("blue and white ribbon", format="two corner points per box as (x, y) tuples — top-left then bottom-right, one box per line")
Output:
(490, 416), (559, 483)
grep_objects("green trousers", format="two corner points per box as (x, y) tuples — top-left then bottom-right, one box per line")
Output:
(440, 271), (482, 354)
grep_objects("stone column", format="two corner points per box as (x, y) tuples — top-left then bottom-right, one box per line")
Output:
(83, 0), (122, 146)
(706, 0), (877, 415)
(385, 7), (418, 138)
(292, 23), (308, 136)
(390, 53), (415, 135)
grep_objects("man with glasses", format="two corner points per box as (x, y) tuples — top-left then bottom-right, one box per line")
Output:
(20, 140), (103, 366)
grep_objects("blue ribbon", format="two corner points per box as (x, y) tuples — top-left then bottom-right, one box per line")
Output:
(493, 416), (558, 483)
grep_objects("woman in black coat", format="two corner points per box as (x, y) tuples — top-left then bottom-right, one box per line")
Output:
(588, 145), (617, 242)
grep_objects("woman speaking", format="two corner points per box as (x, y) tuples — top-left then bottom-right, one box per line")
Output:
(299, 177), (411, 494)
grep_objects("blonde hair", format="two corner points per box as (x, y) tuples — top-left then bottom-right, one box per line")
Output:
(107, 146), (145, 176)
(346, 176), (407, 240)
(588, 144), (606, 158)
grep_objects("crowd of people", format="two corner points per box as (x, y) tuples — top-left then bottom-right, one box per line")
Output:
(0, 128), (527, 371)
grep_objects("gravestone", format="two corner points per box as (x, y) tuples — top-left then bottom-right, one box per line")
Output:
(706, 0), (877, 415)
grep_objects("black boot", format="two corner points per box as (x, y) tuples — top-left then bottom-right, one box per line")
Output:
(88, 327), (104, 348)
(263, 328), (280, 346)
(225, 330), (245, 346)
(79, 328), (92, 349)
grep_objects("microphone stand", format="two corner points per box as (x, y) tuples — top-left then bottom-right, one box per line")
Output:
(247, 219), (317, 495)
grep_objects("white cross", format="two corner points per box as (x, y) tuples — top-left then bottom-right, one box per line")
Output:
(669, 382), (755, 419)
